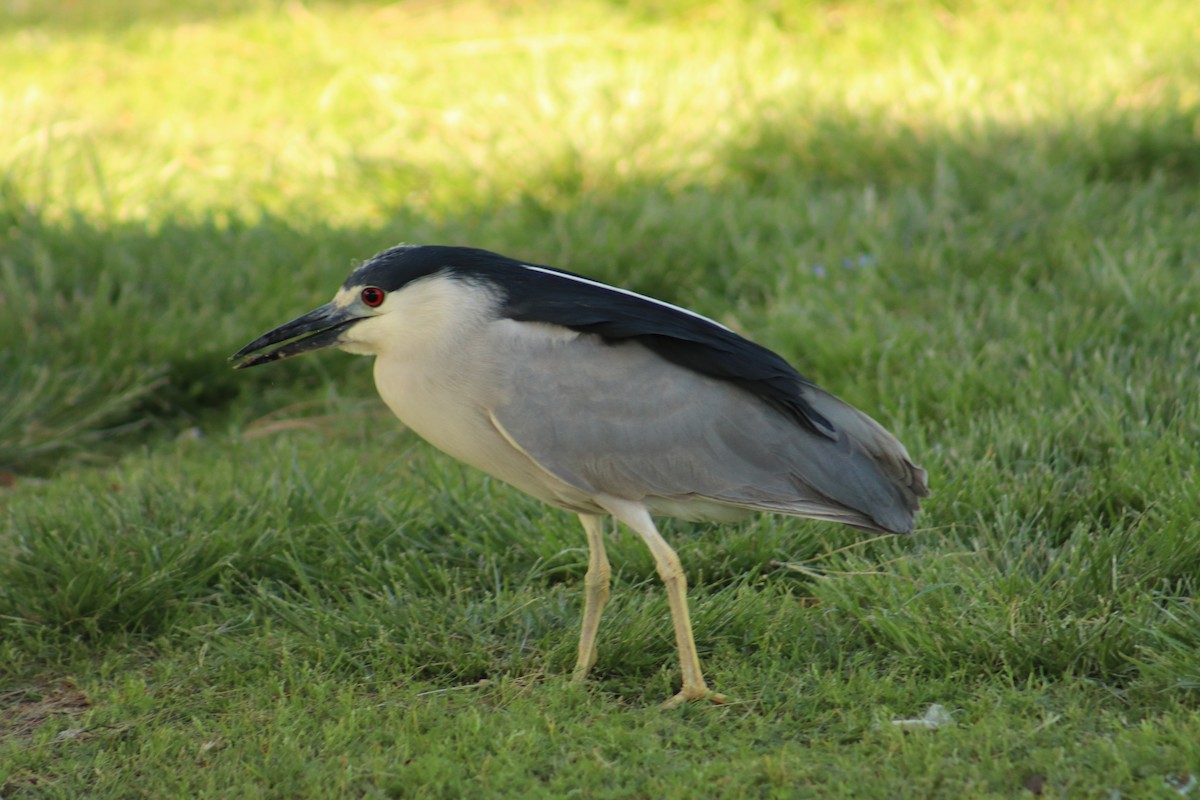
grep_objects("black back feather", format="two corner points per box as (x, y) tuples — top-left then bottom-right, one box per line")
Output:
(349, 245), (836, 436)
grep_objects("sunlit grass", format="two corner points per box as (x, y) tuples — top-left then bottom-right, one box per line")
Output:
(2, 0), (1199, 797)
(4, 1), (1196, 222)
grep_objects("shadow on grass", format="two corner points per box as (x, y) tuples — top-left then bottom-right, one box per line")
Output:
(4, 93), (1198, 474)
(726, 102), (1200, 192)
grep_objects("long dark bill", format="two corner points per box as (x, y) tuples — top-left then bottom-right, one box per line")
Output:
(229, 303), (359, 369)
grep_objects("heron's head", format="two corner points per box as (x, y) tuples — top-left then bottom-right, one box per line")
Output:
(229, 245), (502, 368)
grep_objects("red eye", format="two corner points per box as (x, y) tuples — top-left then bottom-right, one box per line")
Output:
(361, 287), (386, 307)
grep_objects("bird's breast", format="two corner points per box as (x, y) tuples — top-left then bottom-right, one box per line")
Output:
(371, 349), (500, 466)
(370, 340), (600, 513)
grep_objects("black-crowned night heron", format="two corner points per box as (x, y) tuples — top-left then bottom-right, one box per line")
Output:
(231, 245), (928, 706)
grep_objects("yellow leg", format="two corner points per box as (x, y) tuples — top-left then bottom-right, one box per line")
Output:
(600, 498), (725, 707)
(572, 513), (611, 683)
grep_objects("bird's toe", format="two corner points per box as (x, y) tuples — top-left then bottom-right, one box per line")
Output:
(660, 684), (727, 709)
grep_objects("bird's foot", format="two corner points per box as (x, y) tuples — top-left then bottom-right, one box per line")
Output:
(660, 683), (727, 709)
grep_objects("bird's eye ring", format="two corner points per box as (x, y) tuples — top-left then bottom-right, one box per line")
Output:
(361, 287), (386, 307)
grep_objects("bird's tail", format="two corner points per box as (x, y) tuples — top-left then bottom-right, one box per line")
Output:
(802, 386), (929, 533)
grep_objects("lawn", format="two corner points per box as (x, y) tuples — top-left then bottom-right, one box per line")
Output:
(1, 0), (1198, 797)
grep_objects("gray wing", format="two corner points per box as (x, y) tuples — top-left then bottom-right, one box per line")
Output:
(489, 325), (927, 534)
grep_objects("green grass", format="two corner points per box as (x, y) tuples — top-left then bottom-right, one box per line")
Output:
(2, 0), (1199, 796)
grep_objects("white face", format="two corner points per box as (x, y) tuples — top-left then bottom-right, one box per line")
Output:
(322, 285), (375, 355)
(329, 283), (395, 356)
(332, 275), (501, 359)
